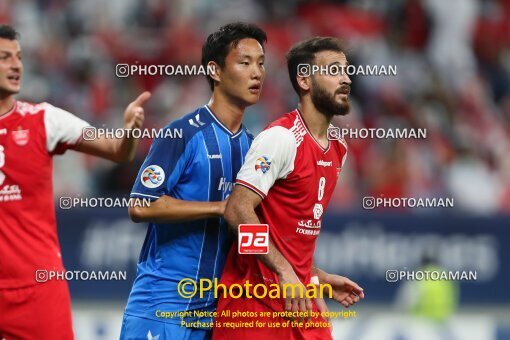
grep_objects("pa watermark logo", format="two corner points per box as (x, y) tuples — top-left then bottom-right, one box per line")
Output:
(238, 224), (269, 254)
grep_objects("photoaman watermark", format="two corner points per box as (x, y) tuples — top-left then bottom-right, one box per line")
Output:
(177, 278), (333, 300)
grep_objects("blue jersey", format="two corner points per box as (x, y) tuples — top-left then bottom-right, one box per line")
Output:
(124, 105), (253, 324)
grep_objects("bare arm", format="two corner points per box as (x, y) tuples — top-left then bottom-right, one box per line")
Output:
(129, 196), (227, 223)
(225, 185), (294, 276)
(225, 185), (312, 314)
(76, 91), (151, 163)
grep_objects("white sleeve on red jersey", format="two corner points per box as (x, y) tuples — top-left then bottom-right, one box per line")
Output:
(43, 103), (90, 154)
(235, 126), (297, 198)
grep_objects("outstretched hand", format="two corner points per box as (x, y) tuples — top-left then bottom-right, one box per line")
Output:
(323, 274), (364, 308)
(124, 91), (151, 130)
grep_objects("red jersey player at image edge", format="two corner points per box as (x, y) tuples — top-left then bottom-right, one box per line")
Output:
(0, 25), (150, 340)
(213, 37), (364, 340)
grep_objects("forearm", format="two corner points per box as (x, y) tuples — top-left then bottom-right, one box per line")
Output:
(226, 199), (294, 277)
(75, 133), (138, 163)
(130, 195), (223, 223)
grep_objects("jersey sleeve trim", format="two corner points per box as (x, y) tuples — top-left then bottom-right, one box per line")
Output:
(130, 192), (161, 200)
(235, 179), (266, 199)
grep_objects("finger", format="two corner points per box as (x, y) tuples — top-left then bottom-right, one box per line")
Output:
(132, 111), (144, 121)
(292, 298), (299, 313)
(298, 299), (306, 322)
(135, 111), (144, 121)
(285, 296), (292, 312)
(319, 303), (331, 322)
(332, 291), (348, 303)
(345, 279), (364, 296)
(128, 113), (144, 127)
(133, 120), (143, 129)
(132, 91), (151, 106)
(344, 296), (354, 305)
(349, 292), (360, 303)
(305, 298), (313, 320)
(291, 298), (299, 321)
(341, 300), (349, 308)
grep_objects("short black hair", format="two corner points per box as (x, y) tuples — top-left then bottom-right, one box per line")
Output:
(202, 22), (267, 91)
(286, 37), (346, 96)
(0, 25), (19, 40)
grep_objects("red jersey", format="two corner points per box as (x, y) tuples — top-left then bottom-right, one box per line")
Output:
(221, 109), (347, 305)
(0, 100), (89, 288)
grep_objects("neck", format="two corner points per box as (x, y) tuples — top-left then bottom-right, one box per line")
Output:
(298, 96), (332, 141)
(207, 90), (246, 133)
(0, 95), (15, 117)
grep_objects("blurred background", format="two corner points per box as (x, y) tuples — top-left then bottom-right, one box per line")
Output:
(4, 0), (510, 339)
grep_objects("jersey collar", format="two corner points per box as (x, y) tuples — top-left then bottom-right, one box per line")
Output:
(295, 108), (330, 153)
(0, 100), (17, 121)
(203, 105), (244, 138)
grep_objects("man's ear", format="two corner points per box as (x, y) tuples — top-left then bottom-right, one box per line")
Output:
(296, 74), (311, 93)
(208, 61), (221, 84)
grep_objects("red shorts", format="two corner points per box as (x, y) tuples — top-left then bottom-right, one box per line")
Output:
(0, 280), (73, 340)
(212, 296), (332, 340)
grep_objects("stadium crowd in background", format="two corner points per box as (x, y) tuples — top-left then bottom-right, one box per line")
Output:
(3, 0), (510, 214)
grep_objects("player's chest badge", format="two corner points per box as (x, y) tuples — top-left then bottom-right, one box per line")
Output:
(12, 127), (29, 146)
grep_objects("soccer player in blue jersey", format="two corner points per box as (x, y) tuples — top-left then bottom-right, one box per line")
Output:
(119, 22), (266, 340)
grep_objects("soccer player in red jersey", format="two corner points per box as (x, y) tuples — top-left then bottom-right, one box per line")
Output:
(213, 37), (364, 340)
(0, 25), (150, 339)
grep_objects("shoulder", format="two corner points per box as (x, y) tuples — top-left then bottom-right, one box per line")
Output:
(263, 110), (306, 147)
(259, 125), (295, 143)
(160, 106), (211, 143)
(251, 124), (298, 165)
(265, 110), (298, 131)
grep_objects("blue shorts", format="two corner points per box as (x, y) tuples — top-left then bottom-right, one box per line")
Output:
(120, 314), (211, 340)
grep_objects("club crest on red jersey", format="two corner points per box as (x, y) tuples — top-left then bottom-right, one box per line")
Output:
(254, 156), (271, 174)
(11, 128), (29, 146)
(313, 203), (323, 219)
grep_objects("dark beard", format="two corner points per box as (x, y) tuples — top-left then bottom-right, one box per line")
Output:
(310, 78), (350, 117)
